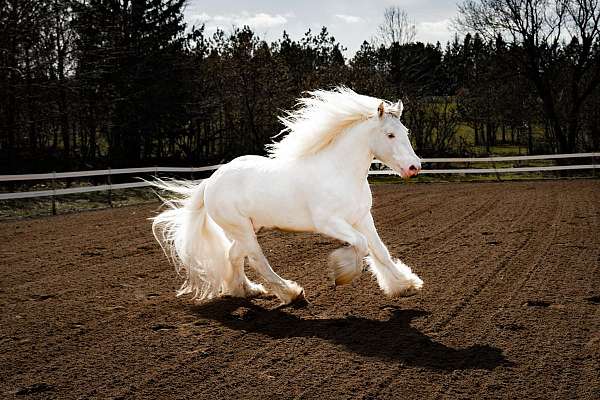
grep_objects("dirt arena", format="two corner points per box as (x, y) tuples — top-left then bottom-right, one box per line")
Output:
(1, 180), (599, 399)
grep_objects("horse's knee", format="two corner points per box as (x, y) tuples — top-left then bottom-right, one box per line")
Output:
(228, 242), (246, 267)
(354, 235), (368, 258)
(246, 252), (267, 272)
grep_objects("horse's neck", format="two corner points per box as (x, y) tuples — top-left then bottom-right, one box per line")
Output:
(316, 121), (373, 184)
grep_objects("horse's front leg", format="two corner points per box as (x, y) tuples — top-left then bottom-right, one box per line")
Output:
(315, 218), (369, 285)
(355, 212), (423, 297)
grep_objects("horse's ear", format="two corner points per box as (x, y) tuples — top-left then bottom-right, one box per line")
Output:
(377, 102), (385, 118)
(396, 100), (404, 117)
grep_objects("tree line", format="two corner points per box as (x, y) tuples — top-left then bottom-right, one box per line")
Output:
(1, 0), (599, 173)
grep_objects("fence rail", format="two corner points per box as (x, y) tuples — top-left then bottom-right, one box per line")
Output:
(0, 164), (224, 182)
(0, 153), (598, 201)
(370, 164), (597, 175)
(418, 152), (599, 163)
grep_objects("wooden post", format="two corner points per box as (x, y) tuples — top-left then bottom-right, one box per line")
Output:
(492, 159), (502, 182)
(107, 167), (113, 208)
(51, 171), (57, 215)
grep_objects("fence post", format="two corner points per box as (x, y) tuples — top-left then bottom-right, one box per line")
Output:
(491, 159), (502, 182)
(107, 167), (113, 208)
(51, 171), (57, 215)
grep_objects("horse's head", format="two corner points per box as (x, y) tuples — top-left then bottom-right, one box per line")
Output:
(369, 101), (421, 179)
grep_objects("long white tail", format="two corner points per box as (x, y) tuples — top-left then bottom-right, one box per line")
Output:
(150, 178), (232, 301)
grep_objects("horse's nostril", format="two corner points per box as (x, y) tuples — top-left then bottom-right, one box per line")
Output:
(409, 165), (417, 171)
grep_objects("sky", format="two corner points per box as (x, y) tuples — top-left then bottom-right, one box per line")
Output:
(183, 0), (460, 55)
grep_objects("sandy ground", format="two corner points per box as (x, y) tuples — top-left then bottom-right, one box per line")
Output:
(1, 180), (599, 399)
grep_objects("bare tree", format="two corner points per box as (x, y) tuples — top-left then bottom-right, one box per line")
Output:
(456, 0), (600, 153)
(376, 6), (417, 46)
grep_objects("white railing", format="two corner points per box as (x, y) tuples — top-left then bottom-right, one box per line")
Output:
(372, 152), (599, 175)
(0, 153), (597, 201)
(0, 165), (223, 200)
(0, 165), (223, 182)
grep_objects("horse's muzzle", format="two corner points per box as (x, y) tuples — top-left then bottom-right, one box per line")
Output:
(407, 164), (420, 177)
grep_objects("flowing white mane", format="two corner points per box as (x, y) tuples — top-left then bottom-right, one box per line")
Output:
(266, 87), (402, 159)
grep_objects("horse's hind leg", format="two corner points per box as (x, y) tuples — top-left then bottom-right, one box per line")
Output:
(230, 223), (303, 304)
(215, 214), (303, 304)
(222, 239), (267, 298)
(246, 246), (304, 305)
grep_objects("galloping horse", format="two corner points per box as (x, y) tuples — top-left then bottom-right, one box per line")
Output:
(152, 87), (423, 305)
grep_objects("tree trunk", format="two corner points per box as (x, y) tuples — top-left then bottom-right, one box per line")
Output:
(58, 86), (71, 158)
(4, 41), (17, 162)
(528, 123), (533, 154)
(56, 13), (70, 159)
(567, 111), (579, 153)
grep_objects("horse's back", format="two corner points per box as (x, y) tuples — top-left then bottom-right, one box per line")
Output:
(209, 155), (275, 183)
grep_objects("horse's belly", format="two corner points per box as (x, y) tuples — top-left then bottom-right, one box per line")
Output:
(246, 199), (315, 233)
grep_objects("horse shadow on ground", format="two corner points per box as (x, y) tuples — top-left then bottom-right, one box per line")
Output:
(188, 298), (512, 371)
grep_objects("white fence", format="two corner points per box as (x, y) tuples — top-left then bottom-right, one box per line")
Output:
(371, 153), (599, 174)
(0, 165), (223, 201)
(0, 153), (598, 202)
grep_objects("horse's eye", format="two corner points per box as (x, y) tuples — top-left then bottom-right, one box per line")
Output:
(387, 133), (395, 139)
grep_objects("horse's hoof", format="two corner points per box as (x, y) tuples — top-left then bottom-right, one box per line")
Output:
(292, 289), (310, 307)
(328, 247), (362, 285)
(276, 289), (309, 309)
(398, 287), (420, 297)
(274, 280), (305, 306)
(283, 297), (310, 309)
(397, 279), (423, 297)
(385, 275), (423, 298)
(245, 282), (268, 298)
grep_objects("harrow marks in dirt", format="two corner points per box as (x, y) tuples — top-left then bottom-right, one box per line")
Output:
(1, 180), (599, 399)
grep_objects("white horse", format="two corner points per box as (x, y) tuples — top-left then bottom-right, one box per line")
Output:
(152, 87), (423, 305)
